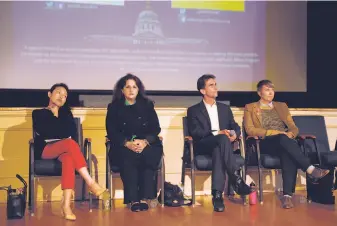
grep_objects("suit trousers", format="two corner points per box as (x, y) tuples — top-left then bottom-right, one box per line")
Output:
(260, 134), (311, 195)
(195, 134), (239, 192)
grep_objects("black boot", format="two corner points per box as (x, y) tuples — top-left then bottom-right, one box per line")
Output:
(212, 190), (225, 212)
(231, 171), (252, 195)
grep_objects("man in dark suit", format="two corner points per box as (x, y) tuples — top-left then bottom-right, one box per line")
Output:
(187, 74), (252, 212)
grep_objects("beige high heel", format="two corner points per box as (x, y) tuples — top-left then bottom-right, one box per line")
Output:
(60, 196), (76, 221)
(88, 182), (108, 197)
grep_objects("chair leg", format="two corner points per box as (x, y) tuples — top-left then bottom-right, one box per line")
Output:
(81, 178), (85, 202)
(258, 165), (263, 204)
(108, 171), (112, 204)
(89, 193), (92, 212)
(29, 176), (35, 216)
(28, 176), (32, 208)
(89, 176), (92, 212)
(334, 168), (337, 190)
(161, 159), (165, 207)
(181, 164), (186, 193)
(241, 166), (247, 205)
(191, 168), (195, 206)
(226, 172), (232, 196)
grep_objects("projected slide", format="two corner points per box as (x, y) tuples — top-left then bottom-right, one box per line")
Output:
(8, 1), (265, 91)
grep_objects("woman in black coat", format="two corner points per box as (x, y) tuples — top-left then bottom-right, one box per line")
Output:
(106, 74), (163, 212)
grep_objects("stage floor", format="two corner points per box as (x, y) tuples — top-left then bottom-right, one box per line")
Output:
(1, 192), (337, 226)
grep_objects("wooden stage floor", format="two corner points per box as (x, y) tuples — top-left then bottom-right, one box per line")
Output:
(1, 192), (337, 226)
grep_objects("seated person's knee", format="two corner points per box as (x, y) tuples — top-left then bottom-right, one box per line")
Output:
(216, 134), (230, 145)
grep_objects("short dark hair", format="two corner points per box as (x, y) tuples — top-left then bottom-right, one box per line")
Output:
(49, 83), (69, 93)
(48, 83), (71, 111)
(197, 74), (216, 91)
(112, 73), (150, 103)
(257, 80), (274, 91)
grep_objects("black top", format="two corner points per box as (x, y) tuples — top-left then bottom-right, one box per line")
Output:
(187, 101), (241, 143)
(106, 99), (161, 147)
(32, 107), (77, 160)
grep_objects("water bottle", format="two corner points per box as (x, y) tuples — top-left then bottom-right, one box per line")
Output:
(102, 191), (111, 211)
(249, 182), (257, 205)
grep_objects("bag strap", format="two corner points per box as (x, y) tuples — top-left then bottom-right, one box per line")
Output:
(16, 174), (27, 188)
(0, 186), (9, 191)
(181, 197), (192, 206)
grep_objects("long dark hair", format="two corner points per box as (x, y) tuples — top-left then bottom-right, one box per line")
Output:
(111, 74), (150, 104)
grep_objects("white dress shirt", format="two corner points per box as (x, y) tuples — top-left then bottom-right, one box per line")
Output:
(203, 100), (220, 136)
(203, 100), (236, 137)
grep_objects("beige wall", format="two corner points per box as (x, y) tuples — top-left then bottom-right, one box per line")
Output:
(1, 107), (337, 203)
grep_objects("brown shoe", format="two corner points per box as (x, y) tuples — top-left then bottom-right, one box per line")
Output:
(281, 196), (294, 209)
(308, 168), (329, 183)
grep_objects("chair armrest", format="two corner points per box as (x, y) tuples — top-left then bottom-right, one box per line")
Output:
(297, 134), (321, 164)
(105, 137), (111, 154)
(244, 136), (263, 163)
(84, 138), (92, 155)
(183, 136), (194, 166)
(84, 138), (92, 171)
(29, 139), (35, 175)
(246, 136), (261, 141)
(233, 135), (243, 148)
(245, 136), (262, 147)
(184, 136), (193, 142)
(297, 134), (316, 140)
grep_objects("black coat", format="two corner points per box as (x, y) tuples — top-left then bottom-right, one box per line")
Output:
(187, 101), (241, 144)
(32, 107), (77, 160)
(106, 99), (161, 147)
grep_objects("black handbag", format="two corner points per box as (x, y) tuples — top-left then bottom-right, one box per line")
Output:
(158, 182), (192, 207)
(306, 168), (335, 204)
(0, 174), (27, 219)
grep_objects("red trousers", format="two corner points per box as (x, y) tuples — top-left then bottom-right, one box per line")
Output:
(42, 138), (87, 189)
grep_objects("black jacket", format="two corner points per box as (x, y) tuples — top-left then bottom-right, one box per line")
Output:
(187, 101), (241, 143)
(106, 99), (161, 147)
(32, 107), (77, 160)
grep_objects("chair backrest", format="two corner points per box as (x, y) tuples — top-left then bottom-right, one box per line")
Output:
(182, 116), (190, 137)
(74, 118), (83, 148)
(293, 115), (330, 151)
(182, 117), (191, 164)
(293, 116), (330, 161)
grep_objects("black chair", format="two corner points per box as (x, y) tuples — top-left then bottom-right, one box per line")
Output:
(292, 115), (337, 167)
(242, 125), (284, 204)
(181, 116), (246, 206)
(105, 138), (165, 207)
(293, 116), (337, 194)
(28, 117), (93, 215)
(242, 115), (337, 204)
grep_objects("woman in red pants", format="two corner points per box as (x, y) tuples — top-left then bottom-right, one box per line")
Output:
(32, 83), (108, 220)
